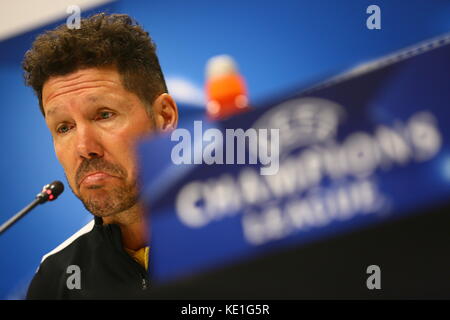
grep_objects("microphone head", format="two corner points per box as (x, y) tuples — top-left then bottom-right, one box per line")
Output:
(37, 180), (64, 203)
(46, 181), (64, 200)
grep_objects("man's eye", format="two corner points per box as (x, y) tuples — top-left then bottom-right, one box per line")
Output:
(56, 124), (72, 134)
(97, 111), (114, 120)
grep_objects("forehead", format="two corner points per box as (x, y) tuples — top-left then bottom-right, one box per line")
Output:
(42, 67), (125, 116)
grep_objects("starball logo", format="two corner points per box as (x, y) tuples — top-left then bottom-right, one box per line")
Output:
(251, 97), (344, 160)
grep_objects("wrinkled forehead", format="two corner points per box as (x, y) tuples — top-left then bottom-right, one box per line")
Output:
(42, 67), (123, 115)
(45, 93), (122, 120)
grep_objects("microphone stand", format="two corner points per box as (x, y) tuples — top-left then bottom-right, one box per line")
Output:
(0, 198), (41, 235)
(0, 181), (64, 236)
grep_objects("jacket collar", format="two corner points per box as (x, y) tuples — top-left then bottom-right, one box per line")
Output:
(94, 216), (104, 225)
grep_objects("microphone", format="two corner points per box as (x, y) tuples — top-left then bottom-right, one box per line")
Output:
(0, 181), (64, 235)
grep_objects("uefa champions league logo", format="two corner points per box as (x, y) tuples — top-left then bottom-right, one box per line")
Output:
(250, 97), (345, 161)
(175, 94), (442, 235)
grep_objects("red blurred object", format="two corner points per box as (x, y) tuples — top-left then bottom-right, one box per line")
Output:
(205, 55), (251, 120)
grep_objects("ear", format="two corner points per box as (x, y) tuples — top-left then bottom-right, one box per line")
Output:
(152, 93), (178, 132)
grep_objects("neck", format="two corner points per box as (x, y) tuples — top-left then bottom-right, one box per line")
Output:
(102, 203), (149, 250)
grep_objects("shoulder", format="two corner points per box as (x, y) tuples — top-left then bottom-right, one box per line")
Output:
(40, 219), (96, 265)
(26, 220), (97, 299)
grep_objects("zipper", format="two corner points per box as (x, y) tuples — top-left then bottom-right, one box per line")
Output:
(128, 257), (149, 290)
(141, 278), (148, 290)
(106, 224), (150, 291)
(125, 251), (149, 290)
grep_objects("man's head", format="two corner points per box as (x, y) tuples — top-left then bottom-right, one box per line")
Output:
(22, 13), (178, 218)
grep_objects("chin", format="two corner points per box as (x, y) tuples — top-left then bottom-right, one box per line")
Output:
(85, 185), (104, 190)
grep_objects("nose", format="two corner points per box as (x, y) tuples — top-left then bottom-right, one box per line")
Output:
(75, 123), (104, 159)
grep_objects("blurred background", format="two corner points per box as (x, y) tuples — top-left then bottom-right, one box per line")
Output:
(1, 0), (450, 299)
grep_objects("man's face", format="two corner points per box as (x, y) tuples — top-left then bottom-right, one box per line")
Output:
(43, 67), (154, 217)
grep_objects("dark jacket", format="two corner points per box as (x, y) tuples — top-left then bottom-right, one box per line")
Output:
(26, 216), (149, 299)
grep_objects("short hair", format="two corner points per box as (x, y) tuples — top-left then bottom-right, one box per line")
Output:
(22, 13), (168, 116)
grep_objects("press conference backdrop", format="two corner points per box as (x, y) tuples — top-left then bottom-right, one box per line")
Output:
(139, 35), (450, 298)
(1, 0), (450, 299)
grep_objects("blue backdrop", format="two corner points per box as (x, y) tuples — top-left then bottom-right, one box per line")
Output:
(0, 0), (449, 299)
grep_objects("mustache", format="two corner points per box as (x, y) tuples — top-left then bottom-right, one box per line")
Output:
(75, 158), (126, 187)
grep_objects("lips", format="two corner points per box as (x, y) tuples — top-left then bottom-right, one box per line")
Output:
(79, 171), (116, 187)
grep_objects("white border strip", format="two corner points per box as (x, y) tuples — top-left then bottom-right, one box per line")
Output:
(40, 219), (95, 265)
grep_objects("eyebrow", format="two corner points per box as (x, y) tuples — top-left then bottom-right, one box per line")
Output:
(45, 106), (61, 118)
(86, 95), (98, 103)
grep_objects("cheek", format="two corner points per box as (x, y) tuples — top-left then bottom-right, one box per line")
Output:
(107, 134), (141, 179)
(54, 144), (76, 179)
(119, 142), (139, 177)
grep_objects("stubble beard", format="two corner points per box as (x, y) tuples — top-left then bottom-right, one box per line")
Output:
(68, 177), (139, 218)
